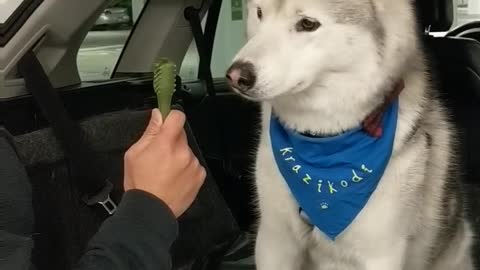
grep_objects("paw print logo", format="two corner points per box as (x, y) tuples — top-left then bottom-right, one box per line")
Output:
(320, 202), (329, 210)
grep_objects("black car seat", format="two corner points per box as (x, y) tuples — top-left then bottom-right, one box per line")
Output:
(417, 0), (480, 185)
(0, 106), (241, 270)
(416, 0), (480, 264)
(26, 109), (241, 270)
(0, 128), (35, 270)
(447, 21), (480, 41)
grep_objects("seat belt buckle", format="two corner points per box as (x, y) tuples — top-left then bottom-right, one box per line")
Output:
(82, 180), (117, 215)
(98, 194), (117, 215)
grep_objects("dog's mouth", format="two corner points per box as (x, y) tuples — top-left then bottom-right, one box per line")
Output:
(230, 87), (260, 100)
(228, 85), (272, 102)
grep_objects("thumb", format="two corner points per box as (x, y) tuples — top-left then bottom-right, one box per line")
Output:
(139, 109), (163, 144)
(128, 109), (163, 153)
(144, 109), (163, 136)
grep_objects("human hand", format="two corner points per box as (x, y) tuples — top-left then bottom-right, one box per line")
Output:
(123, 109), (206, 217)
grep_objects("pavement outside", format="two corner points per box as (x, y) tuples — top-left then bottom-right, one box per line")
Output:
(77, 30), (200, 82)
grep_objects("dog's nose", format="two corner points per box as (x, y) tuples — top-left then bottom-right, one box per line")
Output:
(226, 61), (256, 93)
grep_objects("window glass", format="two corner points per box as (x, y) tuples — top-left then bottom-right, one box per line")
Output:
(77, 0), (147, 82)
(0, 0), (23, 23)
(454, 0), (480, 27)
(180, 0), (247, 82)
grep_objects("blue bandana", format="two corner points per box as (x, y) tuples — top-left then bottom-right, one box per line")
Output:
(270, 100), (399, 240)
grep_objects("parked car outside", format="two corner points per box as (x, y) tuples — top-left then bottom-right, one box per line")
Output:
(94, 7), (131, 30)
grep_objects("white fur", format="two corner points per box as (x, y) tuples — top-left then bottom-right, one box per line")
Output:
(228, 0), (474, 269)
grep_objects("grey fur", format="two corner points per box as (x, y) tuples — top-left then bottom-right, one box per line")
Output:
(327, 0), (385, 46)
(428, 127), (466, 264)
(403, 98), (429, 145)
(425, 132), (433, 148)
(260, 0), (385, 44)
(404, 120), (422, 144)
(431, 174), (464, 261)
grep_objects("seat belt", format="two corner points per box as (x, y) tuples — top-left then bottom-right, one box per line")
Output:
(184, 0), (242, 180)
(17, 50), (117, 215)
(184, 0), (222, 97)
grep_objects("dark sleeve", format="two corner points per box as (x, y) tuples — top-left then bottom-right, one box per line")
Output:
(74, 190), (178, 270)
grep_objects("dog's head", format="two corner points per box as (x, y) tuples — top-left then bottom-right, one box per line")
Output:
(226, 0), (418, 104)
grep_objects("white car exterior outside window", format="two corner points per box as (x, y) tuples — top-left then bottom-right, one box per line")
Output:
(456, 0), (480, 26)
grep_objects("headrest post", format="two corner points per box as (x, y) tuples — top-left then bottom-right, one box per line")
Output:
(424, 24), (432, 35)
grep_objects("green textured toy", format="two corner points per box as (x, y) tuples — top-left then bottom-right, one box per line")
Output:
(153, 58), (177, 120)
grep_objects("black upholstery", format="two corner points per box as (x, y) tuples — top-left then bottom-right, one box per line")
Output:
(447, 21), (480, 39)
(426, 37), (480, 263)
(424, 37), (480, 185)
(10, 109), (240, 270)
(417, 0), (480, 264)
(0, 128), (34, 270)
(415, 0), (453, 31)
(416, 0), (480, 185)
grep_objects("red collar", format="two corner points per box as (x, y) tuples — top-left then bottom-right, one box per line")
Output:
(362, 80), (405, 137)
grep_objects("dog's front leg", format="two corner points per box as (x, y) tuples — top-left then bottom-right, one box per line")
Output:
(255, 222), (306, 270)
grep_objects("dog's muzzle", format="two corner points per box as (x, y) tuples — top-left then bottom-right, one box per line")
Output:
(226, 61), (257, 94)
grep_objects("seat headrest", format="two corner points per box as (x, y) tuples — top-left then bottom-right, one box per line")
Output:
(416, 0), (454, 32)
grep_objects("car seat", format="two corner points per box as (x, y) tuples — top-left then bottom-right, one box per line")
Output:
(416, 0), (480, 264)
(0, 106), (242, 270)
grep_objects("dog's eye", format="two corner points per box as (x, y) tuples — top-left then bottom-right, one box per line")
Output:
(257, 7), (263, 20)
(296, 18), (321, 32)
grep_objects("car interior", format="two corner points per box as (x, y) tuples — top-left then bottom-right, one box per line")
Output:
(0, 0), (479, 269)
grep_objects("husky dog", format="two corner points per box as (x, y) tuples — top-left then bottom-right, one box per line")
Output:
(226, 0), (474, 269)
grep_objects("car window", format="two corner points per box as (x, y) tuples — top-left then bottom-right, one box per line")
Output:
(77, 0), (147, 82)
(180, 0), (247, 82)
(0, 0), (25, 23)
(0, 0), (42, 47)
(454, 0), (480, 27)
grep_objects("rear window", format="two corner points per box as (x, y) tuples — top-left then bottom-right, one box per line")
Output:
(455, 0), (480, 27)
(180, 0), (247, 82)
(77, 0), (147, 82)
(0, 0), (43, 46)
(0, 0), (24, 23)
